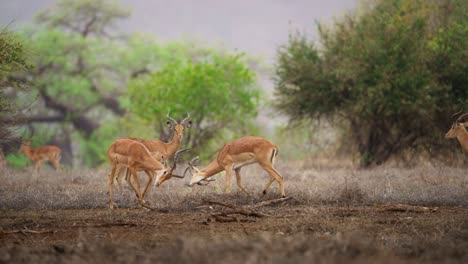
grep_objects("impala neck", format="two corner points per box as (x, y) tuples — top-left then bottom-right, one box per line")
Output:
(200, 158), (224, 178)
(21, 146), (34, 159)
(456, 130), (468, 152)
(164, 130), (181, 156)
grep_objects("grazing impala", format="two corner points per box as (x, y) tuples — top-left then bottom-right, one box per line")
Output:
(159, 136), (286, 198)
(18, 141), (61, 173)
(116, 112), (192, 189)
(107, 138), (188, 209)
(445, 111), (468, 152)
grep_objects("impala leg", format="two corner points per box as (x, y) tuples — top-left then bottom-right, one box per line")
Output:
(224, 164), (233, 193)
(127, 168), (142, 201)
(108, 166), (117, 209)
(51, 158), (61, 172)
(234, 168), (250, 195)
(259, 163), (286, 198)
(140, 170), (154, 204)
(34, 161), (41, 173)
(115, 166), (125, 193)
(260, 177), (275, 197)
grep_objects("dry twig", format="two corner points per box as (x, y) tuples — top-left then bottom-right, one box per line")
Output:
(378, 204), (438, 213)
(1, 229), (56, 235)
(202, 199), (268, 217)
(253, 197), (292, 209)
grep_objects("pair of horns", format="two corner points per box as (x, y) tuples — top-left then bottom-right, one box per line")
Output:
(166, 112), (191, 125)
(452, 110), (468, 123)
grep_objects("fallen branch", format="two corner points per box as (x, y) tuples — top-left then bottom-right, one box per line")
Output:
(1, 229), (56, 235)
(379, 204), (438, 213)
(253, 197), (292, 209)
(202, 199), (268, 218)
(139, 203), (169, 213)
(210, 214), (256, 223)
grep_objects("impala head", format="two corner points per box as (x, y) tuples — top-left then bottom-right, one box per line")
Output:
(166, 112), (192, 142)
(186, 156), (206, 186)
(445, 111), (468, 138)
(186, 156), (215, 187)
(155, 148), (190, 187)
(18, 141), (31, 153)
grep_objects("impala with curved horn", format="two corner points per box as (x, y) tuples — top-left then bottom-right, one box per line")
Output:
(107, 138), (189, 209)
(158, 136), (286, 198)
(445, 111), (468, 152)
(115, 112), (192, 190)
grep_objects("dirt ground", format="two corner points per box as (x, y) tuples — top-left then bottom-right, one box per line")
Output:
(1, 204), (467, 263)
(1, 164), (467, 263)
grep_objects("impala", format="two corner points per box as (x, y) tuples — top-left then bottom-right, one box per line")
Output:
(18, 141), (61, 173)
(116, 112), (192, 189)
(107, 138), (187, 209)
(159, 136), (286, 198)
(445, 111), (468, 152)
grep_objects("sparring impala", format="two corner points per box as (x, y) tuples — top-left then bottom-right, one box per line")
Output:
(445, 111), (468, 152)
(107, 138), (187, 209)
(159, 136), (286, 198)
(116, 112), (192, 189)
(18, 141), (61, 173)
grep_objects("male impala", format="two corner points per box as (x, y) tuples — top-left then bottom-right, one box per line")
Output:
(159, 136), (286, 198)
(445, 112), (468, 152)
(107, 138), (185, 209)
(18, 141), (61, 173)
(117, 112), (192, 188)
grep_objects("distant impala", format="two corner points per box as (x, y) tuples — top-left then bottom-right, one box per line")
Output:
(18, 141), (61, 173)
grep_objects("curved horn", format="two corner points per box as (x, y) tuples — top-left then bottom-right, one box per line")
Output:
(183, 166), (192, 178)
(456, 113), (468, 122)
(167, 148), (191, 178)
(188, 156), (199, 167)
(181, 112), (191, 125)
(452, 110), (463, 120)
(166, 111), (178, 125)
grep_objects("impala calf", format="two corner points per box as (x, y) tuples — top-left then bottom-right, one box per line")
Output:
(18, 141), (61, 173)
(445, 112), (468, 152)
(161, 136), (286, 198)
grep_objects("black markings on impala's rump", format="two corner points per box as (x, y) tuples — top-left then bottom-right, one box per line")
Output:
(270, 148), (278, 164)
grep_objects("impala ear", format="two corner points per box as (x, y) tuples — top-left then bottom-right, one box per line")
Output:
(186, 121), (192, 128)
(166, 121), (173, 128)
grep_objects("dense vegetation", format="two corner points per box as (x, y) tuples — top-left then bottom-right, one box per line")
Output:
(3, 0), (261, 166)
(0, 27), (30, 152)
(274, 0), (468, 166)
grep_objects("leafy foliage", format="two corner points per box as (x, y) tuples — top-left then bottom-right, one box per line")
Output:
(274, 0), (468, 166)
(0, 27), (30, 151)
(127, 52), (259, 158)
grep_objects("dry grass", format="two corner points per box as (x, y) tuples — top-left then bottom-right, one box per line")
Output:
(0, 162), (467, 210)
(1, 162), (467, 263)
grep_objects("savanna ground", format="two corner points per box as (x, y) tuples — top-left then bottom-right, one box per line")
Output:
(0, 161), (467, 263)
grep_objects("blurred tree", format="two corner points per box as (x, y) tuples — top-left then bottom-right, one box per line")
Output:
(0, 27), (30, 154)
(126, 53), (260, 159)
(5, 0), (264, 167)
(7, 0), (135, 165)
(274, 0), (468, 167)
